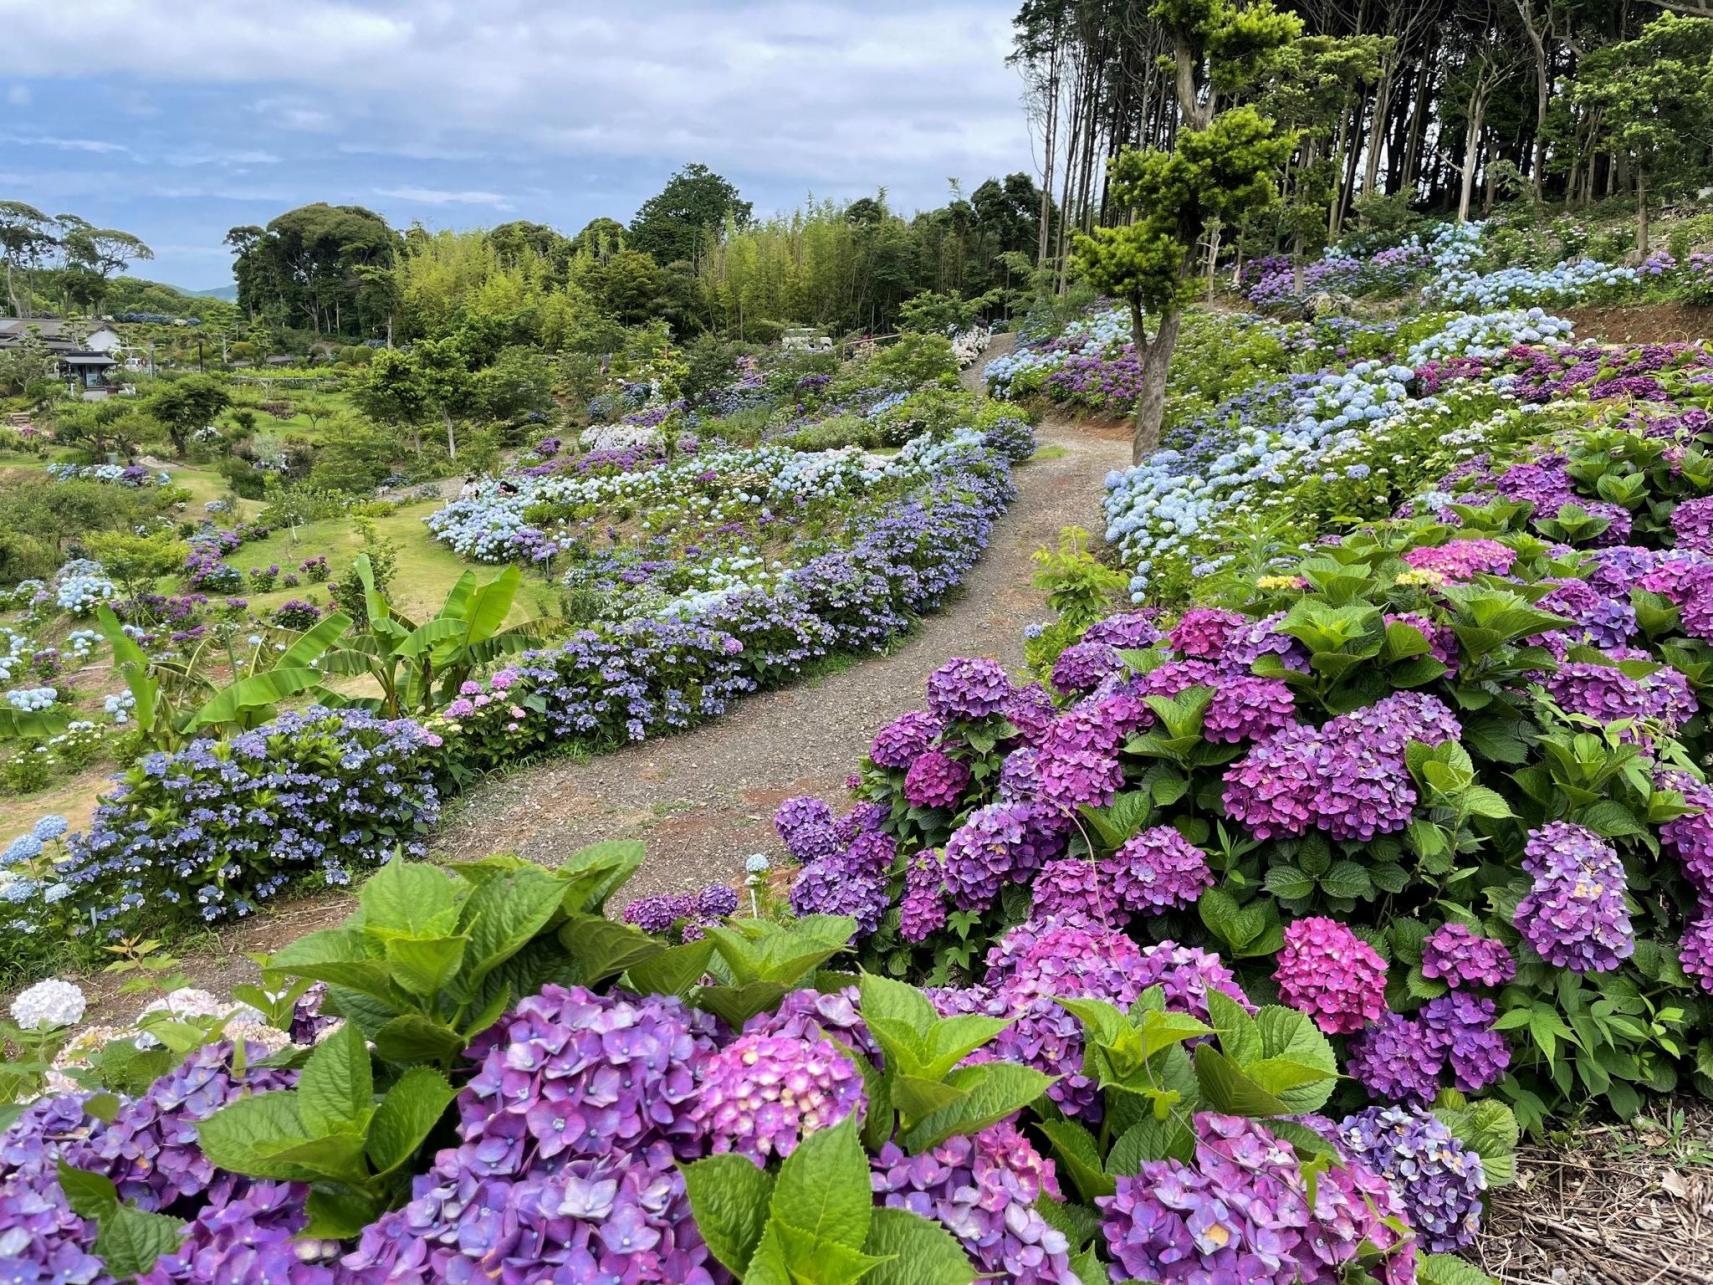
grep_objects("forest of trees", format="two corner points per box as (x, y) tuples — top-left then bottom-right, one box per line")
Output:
(1014, 0), (1713, 262)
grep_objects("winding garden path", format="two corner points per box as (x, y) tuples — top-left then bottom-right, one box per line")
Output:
(434, 342), (1134, 902)
(75, 338), (1133, 1010)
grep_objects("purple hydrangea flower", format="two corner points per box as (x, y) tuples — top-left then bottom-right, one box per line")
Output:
(869, 710), (941, 769)
(1421, 992), (1511, 1093)
(943, 801), (1067, 910)
(1337, 1106), (1486, 1253)
(926, 656), (1014, 723)
(903, 749), (971, 810)
(1202, 676), (1297, 744)
(1421, 923), (1516, 988)
(774, 796), (840, 862)
(1105, 826), (1213, 914)
(1347, 1012), (1445, 1105)
(1051, 641), (1124, 695)
(1515, 822), (1634, 973)
(1030, 858), (1122, 924)
(900, 850), (949, 943)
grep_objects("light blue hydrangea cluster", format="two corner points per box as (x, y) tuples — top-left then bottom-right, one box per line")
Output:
(1405, 307), (1575, 365)
(54, 572), (117, 615)
(4, 686), (57, 712)
(1430, 258), (1638, 310)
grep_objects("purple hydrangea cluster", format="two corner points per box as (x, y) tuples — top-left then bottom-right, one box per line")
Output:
(1349, 991), (1510, 1105)
(868, 709), (941, 769)
(1672, 496), (1713, 554)
(1659, 772), (1713, 988)
(1535, 580), (1635, 649)
(1168, 608), (1248, 658)
(1543, 661), (1682, 744)
(142, 1179), (325, 1284)
(691, 1031), (865, 1164)
(1273, 917), (1388, 1035)
(871, 1121), (1073, 1282)
(774, 796), (840, 861)
(789, 843), (891, 937)
(1099, 1113), (1415, 1285)
(1105, 826), (1213, 914)
(1030, 858), (1122, 924)
(1421, 923), (1516, 988)
(1005, 684), (1059, 744)
(1050, 640), (1124, 694)
(1642, 556), (1713, 643)
(926, 656), (1014, 722)
(1224, 693), (1458, 843)
(943, 801), (1068, 910)
(623, 893), (698, 934)
(1082, 610), (1164, 649)
(1132, 941), (1254, 1024)
(903, 749), (972, 809)
(350, 987), (721, 1281)
(900, 850), (950, 942)
(1336, 1106), (1486, 1253)
(1515, 822), (1634, 973)
(1033, 709), (1124, 810)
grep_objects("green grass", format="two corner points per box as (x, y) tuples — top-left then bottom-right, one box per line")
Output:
(1030, 444), (1069, 461)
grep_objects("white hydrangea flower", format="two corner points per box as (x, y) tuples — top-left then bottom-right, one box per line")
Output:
(11, 978), (87, 1031)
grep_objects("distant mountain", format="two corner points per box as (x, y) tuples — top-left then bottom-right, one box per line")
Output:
(184, 285), (239, 301)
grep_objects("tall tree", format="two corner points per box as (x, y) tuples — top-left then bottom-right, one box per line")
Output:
(0, 202), (58, 318)
(628, 163), (752, 268)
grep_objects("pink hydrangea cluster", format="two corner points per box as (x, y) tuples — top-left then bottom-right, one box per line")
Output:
(1421, 923), (1516, 988)
(1098, 1114), (1415, 1285)
(691, 1031), (865, 1164)
(1515, 822), (1634, 973)
(1402, 539), (1516, 581)
(943, 801), (1067, 910)
(1168, 608), (1249, 658)
(1105, 826), (1213, 914)
(868, 709), (940, 769)
(1642, 555), (1713, 642)
(899, 850), (949, 943)
(871, 1121), (1073, 1282)
(1273, 917), (1388, 1035)
(903, 748), (971, 809)
(1672, 496), (1713, 554)
(926, 656), (1015, 723)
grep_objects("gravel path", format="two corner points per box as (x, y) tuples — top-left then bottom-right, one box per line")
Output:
(435, 358), (1132, 900)
(71, 339), (1130, 1014)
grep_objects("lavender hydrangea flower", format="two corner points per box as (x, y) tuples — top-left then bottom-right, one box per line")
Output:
(1515, 822), (1634, 973)
(926, 656), (1014, 723)
(869, 709), (941, 769)
(789, 845), (891, 938)
(1274, 917), (1388, 1035)
(943, 801), (1067, 910)
(774, 796), (840, 861)
(1050, 641), (1124, 695)
(871, 1121), (1073, 1281)
(1421, 992), (1511, 1093)
(1132, 941), (1254, 1024)
(1347, 1012), (1445, 1105)
(1421, 923), (1516, 988)
(1202, 676), (1297, 744)
(694, 885), (739, 920)
(692, 1032), (864, 1164)
(1105, 827), (1213, 914)
(623, 893), (696, 935)
(1030, 858), (1122, 924)
(1337, 1106), (1487, 1253)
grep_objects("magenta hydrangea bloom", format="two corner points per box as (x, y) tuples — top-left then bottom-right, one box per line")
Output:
(1105, 826), (1213, 914)
(774, 795), (840, 861)
(1031, 858), (1122, 924)
(1099, 1114), (1416, 1285)
(1672, 495), (1713, 554)
(903, 749), (972, 809)
(1033, 707), (1124, 810)
(900, 850), (950, 943)
(1515, 822), (1634, 974)
(871, 1121), (1073, 1282)
(943, 802), (1067, 910)
(1642, 555), (1713, 642)
(692, 1032), (865, 1165)
(1274, 917), (1388, 1035)
(984, 917), (1147, 1006)
(926, 656), (1014, 723)
(1336, 1106), (1486, 1253)
(1203, 676), (1297, 744)
(1403, 538), (1516, 581)
(868, 709), (941, 769)
(1169, 608), (1248, 658)
(1421, 923), (1516, 988)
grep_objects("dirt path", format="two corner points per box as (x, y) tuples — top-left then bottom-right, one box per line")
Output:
(70, 339), (1132, 1016)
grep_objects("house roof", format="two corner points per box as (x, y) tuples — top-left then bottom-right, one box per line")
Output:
(61, 353), (116, 366)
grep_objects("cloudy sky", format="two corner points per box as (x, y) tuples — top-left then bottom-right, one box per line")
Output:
(0, 0), (1034, 289)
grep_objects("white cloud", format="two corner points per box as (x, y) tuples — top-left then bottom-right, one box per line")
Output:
(0, 0), (1031, 211)
(0, 133), (131, 155)
(374, 186), (513, 209)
